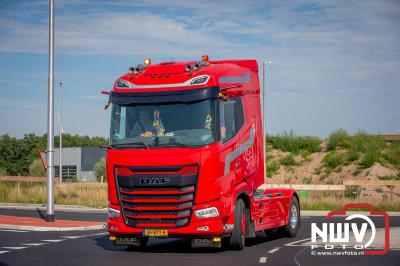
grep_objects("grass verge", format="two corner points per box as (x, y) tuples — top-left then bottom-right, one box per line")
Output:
(0, 181), (107, 208)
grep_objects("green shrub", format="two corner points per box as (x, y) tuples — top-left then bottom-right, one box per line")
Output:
(346, 149), (360, 162)
(378, 175), (400, 180)
(266, 161), (279, 178)
(94, 158), (107, 182)
(350, 131), (385, 153)
(323, 152), (346, 169)
(382, 142), (400, 168)
(314, 167), (322, 175)
(279, 154), (297, 167)
(359, 151), (379, 168)
(0, 167), (7, 176)
(303, 176), (312, 184)
(327, 129), (350, 150)
(28, 158), (46, 177)
(267, 130), (322, 154)
(345, 185), (361, 198)
(352, 168), (361, 176)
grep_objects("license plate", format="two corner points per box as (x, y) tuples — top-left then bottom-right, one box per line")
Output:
(144, 229), (168, 237)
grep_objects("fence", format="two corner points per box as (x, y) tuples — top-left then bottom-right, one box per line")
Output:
(259, 179), (400, 200)
(0, 176), (107, 188)
(1, 176), (399, 194)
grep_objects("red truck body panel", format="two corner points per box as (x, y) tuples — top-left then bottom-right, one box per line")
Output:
(106, 58), (297, 240)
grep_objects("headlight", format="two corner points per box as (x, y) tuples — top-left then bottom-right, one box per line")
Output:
(116, 79), (131, 88)
(189, 75), (209, 85)
(108, 207), (120, 219)
(195, 207), (219, 219)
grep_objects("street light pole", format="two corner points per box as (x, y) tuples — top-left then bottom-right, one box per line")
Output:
(262, 61), (274, 183)
(59, 81), (64, 183)
(46, 0), (55, 222)
(262, 61), (267, 183)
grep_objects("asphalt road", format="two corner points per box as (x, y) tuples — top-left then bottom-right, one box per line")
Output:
(0, 209), (399, 266)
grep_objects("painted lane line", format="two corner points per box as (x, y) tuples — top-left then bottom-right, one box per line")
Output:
(22, 243), (46, 246)
(268, 247), (280, 253)
(0, 229), (28, 233)
(2, 246), (28, 250)
(294, 247), (307, 266)
(83, 232), (108, 237)
(62, 236), (83, 239)
(42, 239), (64, 243)
(0, 251), (10, 254)
(259, 257), (267, 263)
(285, 238), (312, 246)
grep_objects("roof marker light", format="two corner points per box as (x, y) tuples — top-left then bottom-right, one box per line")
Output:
(192, 63), (199, 71)
(128, 66), (138, 75)
(144, 58), (151, 66)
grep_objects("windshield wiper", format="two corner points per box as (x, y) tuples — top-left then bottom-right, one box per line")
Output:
(111, 141), (149, 149)
(159, 142), (203, 148)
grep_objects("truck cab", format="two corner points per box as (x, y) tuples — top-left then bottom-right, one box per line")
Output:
(105, 56), (299, 250)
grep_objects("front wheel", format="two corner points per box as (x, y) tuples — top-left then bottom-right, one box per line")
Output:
(229, 199), (246, 250)
(283, 197), (300, 237)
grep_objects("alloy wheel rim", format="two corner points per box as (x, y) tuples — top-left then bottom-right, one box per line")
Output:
(290, 204), (298, 229)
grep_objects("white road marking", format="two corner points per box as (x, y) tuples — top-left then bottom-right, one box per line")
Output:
(268, 247), (280, 253)
(42, 239), (64, 243)
(62, 236), (83, 239)
(22, 243), (46, 246)
(285, 238), (312, 246)
(2, 246), (28, 250)
(85, 232), (107, 237)
(259, 257), (267, 263)
(0, 229), (27, 233)
(0, 251), (9, 254)
(294, 247), (307, 266)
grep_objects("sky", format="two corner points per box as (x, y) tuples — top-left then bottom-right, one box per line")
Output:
(0, 0), (399, 138)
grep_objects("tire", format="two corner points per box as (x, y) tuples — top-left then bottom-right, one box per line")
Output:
(283, 197), (300, 237)
(229, 199), (246, 250)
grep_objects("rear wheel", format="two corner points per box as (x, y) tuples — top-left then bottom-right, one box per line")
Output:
(229, 199), (246, 250)
(283, 197), (300, 237)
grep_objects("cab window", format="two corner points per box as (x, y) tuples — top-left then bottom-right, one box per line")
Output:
(219, 98), (244, 143)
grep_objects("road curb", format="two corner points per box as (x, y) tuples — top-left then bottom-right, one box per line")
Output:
(0, 223), (106, 232)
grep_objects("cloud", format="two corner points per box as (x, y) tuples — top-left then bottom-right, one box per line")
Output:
(0, 0), (399, 137)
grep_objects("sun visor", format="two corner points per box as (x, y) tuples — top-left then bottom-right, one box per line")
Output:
(109, 86), (219, 105)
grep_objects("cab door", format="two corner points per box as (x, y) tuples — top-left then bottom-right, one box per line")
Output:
(219, 98), (246, 184)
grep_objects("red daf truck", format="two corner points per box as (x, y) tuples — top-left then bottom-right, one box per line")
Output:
(104, 56), (299, 250)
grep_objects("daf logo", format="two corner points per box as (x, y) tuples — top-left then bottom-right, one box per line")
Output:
(140, 177), (171, 185)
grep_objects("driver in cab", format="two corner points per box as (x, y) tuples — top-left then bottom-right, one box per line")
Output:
(129, 110), (155, 137)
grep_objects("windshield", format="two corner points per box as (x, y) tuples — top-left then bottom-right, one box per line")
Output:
(110, 100), (216, 148)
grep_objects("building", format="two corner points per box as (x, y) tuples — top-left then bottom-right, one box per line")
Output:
(53, 147), (106, 182)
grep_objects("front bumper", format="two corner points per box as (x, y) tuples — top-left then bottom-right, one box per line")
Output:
(108, 200), (232, 237)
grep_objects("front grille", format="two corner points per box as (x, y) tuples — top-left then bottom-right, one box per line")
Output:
(115, 165), (198, 228)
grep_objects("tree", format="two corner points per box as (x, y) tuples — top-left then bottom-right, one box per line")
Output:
(29, 158), (46, 177)
(93, 158), (107, 182)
